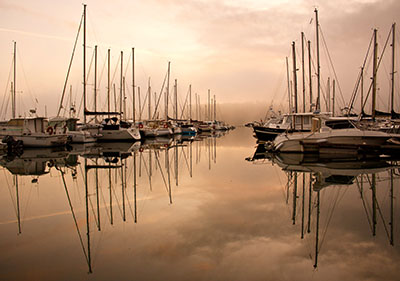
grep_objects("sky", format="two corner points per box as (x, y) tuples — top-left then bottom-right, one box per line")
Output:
(0, 0), (399, 123)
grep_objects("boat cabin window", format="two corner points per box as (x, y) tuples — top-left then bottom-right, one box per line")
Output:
(7, 119), (24, 127)
(325, 119), (355, 129)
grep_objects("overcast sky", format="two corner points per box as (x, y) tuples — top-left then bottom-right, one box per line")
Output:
(0, 0), (399, 119)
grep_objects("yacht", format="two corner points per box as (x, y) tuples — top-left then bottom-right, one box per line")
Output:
(0, 117), (68, 147)
(268, 116), (400, 154)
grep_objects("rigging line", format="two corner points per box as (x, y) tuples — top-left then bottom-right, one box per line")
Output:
(348, 32), (374, 113)
(4, 171), (18, 218)
(374, 190), (391, 241)
(152, 70), (168, 119)
(180, 86), (190, 119)
(97, 49), (107, 90)
(16, 48), (37, 111)
(356, 175), (373, 232)
(140, 153), (151, 186)
(57, 12), (83, 116)
(86, 47), (96, 87)
(361, 27), (393, 113)
(0, 56), (14, 119)
(57, 166), (90, 265)
(98, 168), (111, 222)
(110, 53), (121, 91)
(87, 188), (99, 229)
(110, 167), (124, 219)
(319, 186), (348, 253)
(124, 180), (135, 220)
(180, 145), (190, 174)
(123, 51), (132, 78)
(154, 151), (170, 193)
(139, 89), (148, 119)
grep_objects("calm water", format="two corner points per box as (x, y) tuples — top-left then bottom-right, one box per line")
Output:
(1, 127), (399, 281)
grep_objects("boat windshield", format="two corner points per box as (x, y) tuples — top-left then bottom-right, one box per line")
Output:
(325, 119), (356, 129)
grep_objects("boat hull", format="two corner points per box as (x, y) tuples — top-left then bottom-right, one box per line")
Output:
(272, 129), (396, 153)
(97, 127), (141, 141)
(0, 134), (68, 147)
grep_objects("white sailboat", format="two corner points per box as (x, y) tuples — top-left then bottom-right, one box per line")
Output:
(1, 42), (68, 147)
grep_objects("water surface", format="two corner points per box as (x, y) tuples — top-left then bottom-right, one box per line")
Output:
(1, 127), (399, 281)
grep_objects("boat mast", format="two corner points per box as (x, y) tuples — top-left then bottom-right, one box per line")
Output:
(361, 66), (364, 115)
(315, 8), (321, 112)
(314, 190), (320, 269)
(120, 51), (123, 119)
(301, 32), (306, 113)
(292, 41), (298, 113)
(133, 152), (137, 223)
(174, 79), (178, 120)
(390, 168), (394, 245)
(391, 23), (396, 118)
(286, 57), (292, 113)
(372, 29), (378, 120)
(214, 95), (216, 121)
(308, 40), (313, 112)
(13, 41), (16, 119)
(148, 78), (151, 120)
(123, 76), (126, 121)
(84, 159), (92, 273)
(292, 172), (298, 225)
(83, 4), (87, 124)
(132, 48), (135, 123)
(166, 62), (171, 120)
(189, 84), (192, 120)
(94, 45), (97, 121)
(15, 176), (21, 234)
(138, 87), (142, 121)
(208, 89), (211, 120)
(107, 49), (111, 118)
(332, 79), (335, 116)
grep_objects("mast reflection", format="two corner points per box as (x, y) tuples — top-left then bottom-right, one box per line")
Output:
(0, 131), (228, 274)
(247, 144), (400, 268)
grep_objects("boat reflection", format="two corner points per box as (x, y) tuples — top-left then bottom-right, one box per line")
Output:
(247, 144), (400, 268)
(0, 131), (228, 274)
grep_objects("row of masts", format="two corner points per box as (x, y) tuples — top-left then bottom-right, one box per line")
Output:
(59, 4), (221, 126)
(287, 9), (322, 115)
(286, 9), (397, 119)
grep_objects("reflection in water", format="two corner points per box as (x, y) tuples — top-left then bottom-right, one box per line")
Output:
(0, 131), (227, 274)
(247, 144), (400, 268)
(2, 129), (400, 280)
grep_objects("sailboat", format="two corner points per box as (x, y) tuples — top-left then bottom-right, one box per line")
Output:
(0, 42), (68, 147)
(56, 5), (140, 142)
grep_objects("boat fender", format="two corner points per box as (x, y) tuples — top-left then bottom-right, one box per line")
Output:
(139, 123), (144, 129)
(46, 126), (54, 135)
(164, 124), (168, 128)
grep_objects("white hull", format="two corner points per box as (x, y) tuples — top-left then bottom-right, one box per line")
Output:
(272, 129), (397, 153)
(68, 130), (98, 143)
(98, 127), (141, 141)
(143, 127), (173, 137)
(0, 133), (68, 147)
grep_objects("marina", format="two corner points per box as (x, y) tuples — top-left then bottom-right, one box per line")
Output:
(1, 1), (400, 280)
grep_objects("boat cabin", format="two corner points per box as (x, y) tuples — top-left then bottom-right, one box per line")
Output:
(2, 117), (48, 134)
